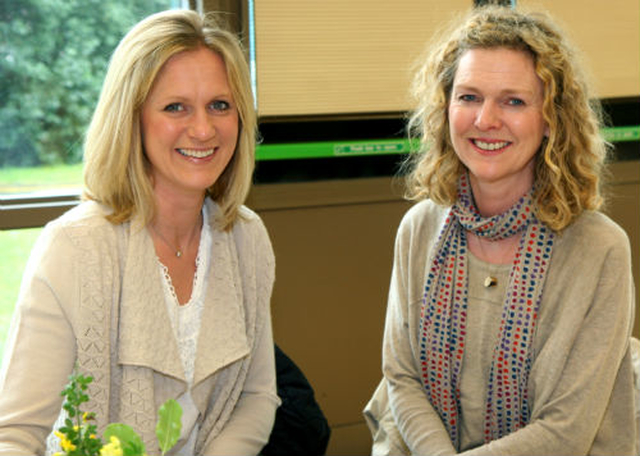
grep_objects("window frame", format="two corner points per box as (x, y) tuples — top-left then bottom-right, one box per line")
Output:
(1, 193), (80, 230)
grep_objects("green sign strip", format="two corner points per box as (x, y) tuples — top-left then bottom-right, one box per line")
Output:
(256, 126), (639, 161)
(256, 139), (417, 161)
(601, 126), (640, 143)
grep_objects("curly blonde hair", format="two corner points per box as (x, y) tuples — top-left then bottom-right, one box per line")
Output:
(405, 5), (608, 232)
(83, 9), (256, 231)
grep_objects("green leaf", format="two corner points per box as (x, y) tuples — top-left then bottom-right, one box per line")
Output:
(104, 423), (146, 456)
(156, 399), (182, 455)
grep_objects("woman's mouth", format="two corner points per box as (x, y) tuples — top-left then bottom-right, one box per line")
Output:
(471, 139), (511, 151)
(176, 147), (216, 158)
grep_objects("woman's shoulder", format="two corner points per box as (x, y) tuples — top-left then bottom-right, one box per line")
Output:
(209, 202), (275, 289)
(24, 202), (123, 293)
(404, 198), (449, 217)
(398, 198), (450, 237)
(47, 199), (111, 226)
(206, 199), (272, 252)
(560, 210), (631, 253)
(42, 200), (119, 246)
(235, 205), (272, 249)
(206, 200), (267, 235)
(550, 210), (632, 279)
(236, 204), (265, 228)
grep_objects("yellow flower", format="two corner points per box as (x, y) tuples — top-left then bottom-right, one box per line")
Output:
(100, 435), (123, 456)
(60, 439), (77, 452)
(54, 430), (77, 452)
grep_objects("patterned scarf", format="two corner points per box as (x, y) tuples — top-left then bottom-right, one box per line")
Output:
(419, 173), (554, 448)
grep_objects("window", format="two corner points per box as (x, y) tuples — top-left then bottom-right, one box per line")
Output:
(0, 227), (41, 358)
(0, 0), (187, 227)
(0, 0), (185, 361)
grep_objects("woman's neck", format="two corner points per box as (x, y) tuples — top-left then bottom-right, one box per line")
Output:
(469, 175), (532, 217)
(150, 186), (205, 242)
(465, 173), (533, 264)
(467, 231), (521, 265)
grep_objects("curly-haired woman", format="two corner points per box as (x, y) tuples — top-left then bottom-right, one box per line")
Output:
(366, 5), (636, 455)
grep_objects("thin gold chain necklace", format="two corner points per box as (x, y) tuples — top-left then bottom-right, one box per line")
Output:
(150, 224), (198, 258)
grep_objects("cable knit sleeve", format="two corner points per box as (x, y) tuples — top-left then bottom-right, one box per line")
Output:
(0, 220), (80, 455)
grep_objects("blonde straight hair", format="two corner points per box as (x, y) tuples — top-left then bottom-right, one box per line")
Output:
(83, 9), (256, 231)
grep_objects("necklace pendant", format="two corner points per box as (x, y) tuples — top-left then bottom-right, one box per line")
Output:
(176, 250), (182, 258)
(484, 276), (497, 288)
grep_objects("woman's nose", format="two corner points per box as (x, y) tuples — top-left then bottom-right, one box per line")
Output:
(189, 110), (216, 140)
(474, 101), (502, 130)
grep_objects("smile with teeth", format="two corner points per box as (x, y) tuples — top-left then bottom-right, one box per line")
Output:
(472, 139), (511, 151)
(177, 147), (216, 158)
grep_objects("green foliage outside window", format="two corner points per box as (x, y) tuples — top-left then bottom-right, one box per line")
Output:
(0, 0), (175, 167)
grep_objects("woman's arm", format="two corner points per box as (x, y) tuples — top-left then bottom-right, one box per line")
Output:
(0, 227), (78, 455)
(201, 315), (280, 456)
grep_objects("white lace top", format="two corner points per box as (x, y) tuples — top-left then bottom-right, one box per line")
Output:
(157, 204), (211, 455)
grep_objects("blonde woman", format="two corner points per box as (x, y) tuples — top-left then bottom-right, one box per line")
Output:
(0, 10), (279, 455)
(366, 5), (636, 455)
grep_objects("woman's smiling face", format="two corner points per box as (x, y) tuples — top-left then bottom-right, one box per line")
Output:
(141, 47), (239, 199)
(448, 47), (548, 200)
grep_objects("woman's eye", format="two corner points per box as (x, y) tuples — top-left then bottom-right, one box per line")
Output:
(507, 98), (525, 106)
(458, 94), (478, 103)
(163, 103), (184, 113)
(210, 100), (230, 111)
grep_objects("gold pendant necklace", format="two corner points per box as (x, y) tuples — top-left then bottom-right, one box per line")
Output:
(484, 276), (498, 288)
(151, 226), (185, 258)
(149, 214), (203, 259)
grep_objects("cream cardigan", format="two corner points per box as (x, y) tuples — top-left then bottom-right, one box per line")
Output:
(0, 199), (280, 455)
(366, 199), (636, 455)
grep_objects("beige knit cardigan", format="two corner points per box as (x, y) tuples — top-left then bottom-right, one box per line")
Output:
(0, 199), (279, 455)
